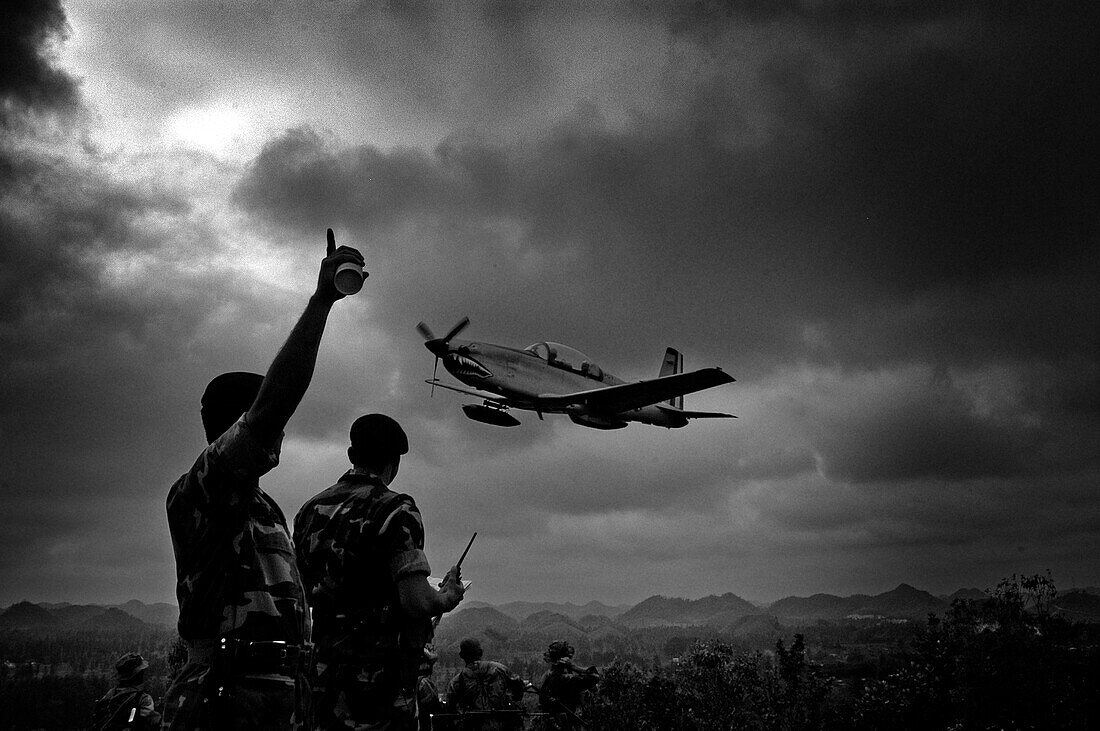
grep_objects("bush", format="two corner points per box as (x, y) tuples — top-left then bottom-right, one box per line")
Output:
(848, 572), (1100, 730)
(583, 635), (830, 730)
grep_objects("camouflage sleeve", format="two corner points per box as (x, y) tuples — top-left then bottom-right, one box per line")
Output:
(178, 417), (280, 505)
(378, 496), (431, 580)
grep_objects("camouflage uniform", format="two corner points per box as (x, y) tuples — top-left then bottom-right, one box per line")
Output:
(162, 418), (311, 730)
(446, 660), (525, 731)
(415, 675), (443, 731)
(93, 652), (161, 730)
(537, 649), (599, 731)
(92, 686), (160, 730)
(293, 468), (433, 730)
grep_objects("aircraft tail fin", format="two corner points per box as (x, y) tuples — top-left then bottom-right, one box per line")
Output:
(659, 348), (684, 409)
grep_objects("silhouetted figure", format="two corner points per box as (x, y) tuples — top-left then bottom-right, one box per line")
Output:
(446, 638), (525, 730)
(162, 232), (365, 730)
(294, 414), (465, 730)
(537, 641), (599, 730)
(91, 652), (160, 730)
(417, 645), (445, 730)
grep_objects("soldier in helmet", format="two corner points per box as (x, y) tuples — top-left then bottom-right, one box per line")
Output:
(91, 652), (161, 730)
(537, 640), (599, 730)
(416, 645), (444, 731)
(162, 233), (365, 730)
(294, 413), (465, 729)
(446, 638), (526, 730)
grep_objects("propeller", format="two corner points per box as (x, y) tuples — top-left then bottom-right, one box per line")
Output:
(416, 317), (470, 396)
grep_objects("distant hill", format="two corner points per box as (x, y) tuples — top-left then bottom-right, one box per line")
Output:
(0, 601), (59, 628)
(729, 614), (784, 637)
(520, 611), (587, 642)
(85, 607), (147, 631)
(619, 592), (757, 627)
(51, 604), (110, 626)
(1053, 590), (1100, 623)
(578, 614), (617, 632)
(946, 588), (990, 603)
(117, 600), (177, 627)
(768, 584), (947, 621)
(852, 584), (948, 618)
(767, 593), (871, 621)
(492, 600), (628, 621)
(437, 606), (519, 639)
(521, 610), (583, 632)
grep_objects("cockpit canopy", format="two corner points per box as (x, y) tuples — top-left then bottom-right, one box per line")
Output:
(524, 341), (603, 379)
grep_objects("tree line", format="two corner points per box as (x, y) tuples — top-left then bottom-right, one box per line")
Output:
(2, 574), (1097, 729)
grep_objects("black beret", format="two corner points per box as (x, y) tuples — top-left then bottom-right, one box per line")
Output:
(350, 413), (409, 458)
(200, 371), (263, 443)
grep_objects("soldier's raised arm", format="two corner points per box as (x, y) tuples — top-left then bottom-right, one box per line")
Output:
(245, 232), (365, 446)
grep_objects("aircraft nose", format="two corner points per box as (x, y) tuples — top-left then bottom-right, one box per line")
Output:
(424, 338), (448, 356)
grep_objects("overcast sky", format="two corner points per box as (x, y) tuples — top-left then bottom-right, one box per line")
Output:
(1, 0), (1097, 609)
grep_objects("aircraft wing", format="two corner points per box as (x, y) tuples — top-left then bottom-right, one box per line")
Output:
(536, 368), (735, 414)
(657, 403), (737, 419)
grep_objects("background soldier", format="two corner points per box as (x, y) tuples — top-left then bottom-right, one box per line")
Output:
(90, 652), (160, 730)
(294, 413), (465, 730)
(446, 638), (525, 731)
(162, 233), (364, 730)
(416, 646), (444, 731)
(537, 641), (599, 730)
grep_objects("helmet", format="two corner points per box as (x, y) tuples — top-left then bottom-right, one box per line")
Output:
(459, 638), (483, 662)
(115, 652), (149, 683)
(544, 640), (574, 663)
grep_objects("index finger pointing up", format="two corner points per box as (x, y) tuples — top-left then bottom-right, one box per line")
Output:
(326, 228), (335, 256)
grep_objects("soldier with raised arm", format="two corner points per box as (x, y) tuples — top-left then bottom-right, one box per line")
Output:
(537, 641), (600, 731)
(162, 232), (365, 730)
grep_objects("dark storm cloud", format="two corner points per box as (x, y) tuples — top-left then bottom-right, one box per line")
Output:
(797, 368), (1041, 483)
(753, 471), (1100, 565)
(0, 0), (80, 123)
(232, 0), (1098, 500)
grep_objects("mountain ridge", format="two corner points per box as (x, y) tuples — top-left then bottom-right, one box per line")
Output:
(5, 585), (1098, 631)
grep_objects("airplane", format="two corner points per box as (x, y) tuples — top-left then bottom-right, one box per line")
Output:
(415, 318), (736, 429)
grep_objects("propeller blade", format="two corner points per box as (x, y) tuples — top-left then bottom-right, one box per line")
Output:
(418, 317), (469, 395)
(443, 317), (470, 344)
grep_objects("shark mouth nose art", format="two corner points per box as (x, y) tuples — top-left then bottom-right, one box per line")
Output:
(445, 353), (493, 379)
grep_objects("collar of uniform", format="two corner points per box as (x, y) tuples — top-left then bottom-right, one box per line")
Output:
(342, 468), (386, 487)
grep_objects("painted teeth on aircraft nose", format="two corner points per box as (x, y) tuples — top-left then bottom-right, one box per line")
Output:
(450, 354), (490, 378)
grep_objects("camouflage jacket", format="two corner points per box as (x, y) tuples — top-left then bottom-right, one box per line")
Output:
(166, 417), (309, 644)
(538, 662), (599, 714)
(447, 661), (524, 712)
(91, 685), (160, 730)
(292, 469), (432, 656)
